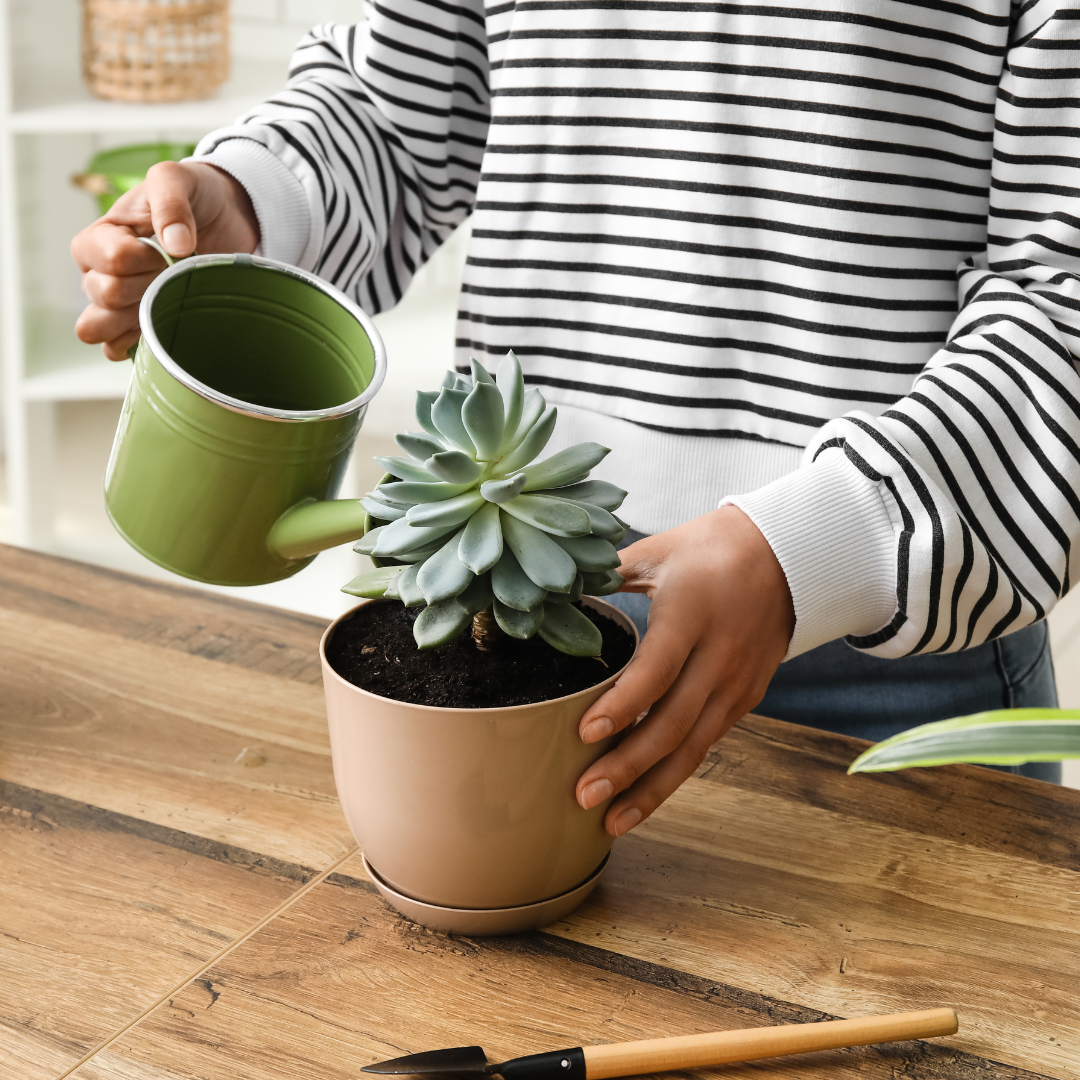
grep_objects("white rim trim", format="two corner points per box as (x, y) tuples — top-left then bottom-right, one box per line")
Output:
(138, 252), (388, 423)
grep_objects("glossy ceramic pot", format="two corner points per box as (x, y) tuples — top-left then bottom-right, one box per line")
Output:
(321, 597), (639, 927)
(105, 253), (386, 586)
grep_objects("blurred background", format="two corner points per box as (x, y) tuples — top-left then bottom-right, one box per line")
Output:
(0, 0), (1075, 784)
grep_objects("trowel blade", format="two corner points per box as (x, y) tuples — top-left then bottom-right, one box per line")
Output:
(361, 1046), (494, 1076)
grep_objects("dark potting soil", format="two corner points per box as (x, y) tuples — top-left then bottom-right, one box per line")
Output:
(326, 601), (636, 708)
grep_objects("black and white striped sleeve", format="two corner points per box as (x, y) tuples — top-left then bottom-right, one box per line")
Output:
(193, 3), (489, 314)
(731, 0), (1080, 659)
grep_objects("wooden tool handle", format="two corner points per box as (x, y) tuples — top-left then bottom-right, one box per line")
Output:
(581, 1007), (959, 1079)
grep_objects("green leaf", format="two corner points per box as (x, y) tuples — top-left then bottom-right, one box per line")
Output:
(360, 496), (405, 521)
(416, 527), (473, 604)
(453, 372), (473, 391)
(544, 573), (583, 604)
(494, 598), (545, 639)
(367, 517), (459, 558)
(496, 351), (525, 453)
(415, 390), (443, 440)
(847, 708), (1080, 773)
(462, 378), (505, 460)
(394, 541), (448, 564)
(374, 456), (437, 483)
(396, 431), (445, 461)
(406, 491), (485, 529)
(352, 523), (389, 555)
(550, 534), (622, 572)
(425, 450), (484, 484)
(540, 480), (626, 512)
(580, 569), (624, 596)
(340, 564), (406, 598)
(500, 511), (578, 593)
(499, 406), (557, 475)
(397, 562), (425, 606)
(521, 443), (609, 491)
(538, 602), (603, 657)
(501, 493), (592, 538)
(413, 597), (472, 649)
(378, 480), (474, 504)
(501, 387), (545, 457)
(480, 473), (527, 504)
(490, 545), (547, 611)
(431, 388), (476, 454)
(459, 501), (503, 574)
(457, 572), (495, 616)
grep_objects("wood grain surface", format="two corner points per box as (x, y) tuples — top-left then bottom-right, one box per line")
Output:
(1, 544), (1076, 1080)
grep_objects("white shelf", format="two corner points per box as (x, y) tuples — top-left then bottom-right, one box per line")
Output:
(22, 360), (131, 401)
(9, 58), (286, 133)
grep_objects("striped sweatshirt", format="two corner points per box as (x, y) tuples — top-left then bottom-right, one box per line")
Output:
(196, 0), (1080, 660)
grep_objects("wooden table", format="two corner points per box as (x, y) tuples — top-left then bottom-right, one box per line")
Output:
(1, 543), (1076, 1080)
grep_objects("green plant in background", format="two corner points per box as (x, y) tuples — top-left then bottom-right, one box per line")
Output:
(848, 708), (1080, 773)
(343, 352), (628, 656)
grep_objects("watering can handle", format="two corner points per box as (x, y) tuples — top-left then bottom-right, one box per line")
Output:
(267, 499), (370, 561)
(126, 236), (193, 360)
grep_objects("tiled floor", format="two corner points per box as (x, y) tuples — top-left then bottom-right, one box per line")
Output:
(1, 219), (1076, 786)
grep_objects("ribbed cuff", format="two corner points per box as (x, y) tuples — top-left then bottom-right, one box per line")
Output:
(189, 139), (310, 266)
(722, 448), (898, 659)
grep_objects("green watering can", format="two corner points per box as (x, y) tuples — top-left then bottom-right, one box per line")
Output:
(105, 250), (387, 586)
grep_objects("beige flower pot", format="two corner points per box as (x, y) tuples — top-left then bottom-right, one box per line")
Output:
(320, 596), (639, 934)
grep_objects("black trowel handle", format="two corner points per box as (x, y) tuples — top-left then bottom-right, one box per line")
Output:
(499, 1008), (958, 1080)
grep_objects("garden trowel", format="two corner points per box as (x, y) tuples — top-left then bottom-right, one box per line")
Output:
(361, 1007), (958, 1080)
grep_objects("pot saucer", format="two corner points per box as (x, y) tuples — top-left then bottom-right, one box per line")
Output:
(361, 852), (609, 936)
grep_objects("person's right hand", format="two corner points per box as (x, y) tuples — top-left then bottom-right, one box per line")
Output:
(71, 161), (260, 360)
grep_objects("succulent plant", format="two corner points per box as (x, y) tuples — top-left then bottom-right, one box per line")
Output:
(342, 352), (628, 656)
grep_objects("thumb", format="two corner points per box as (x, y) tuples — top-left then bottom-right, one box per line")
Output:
(143, 160), (198, 257)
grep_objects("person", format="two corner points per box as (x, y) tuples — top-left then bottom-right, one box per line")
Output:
(72, 0), (1077, 835)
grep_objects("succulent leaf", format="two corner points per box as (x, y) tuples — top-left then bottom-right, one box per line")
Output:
(459, 501), (503, 574)
(502, 387), (545, 456)
(543, 480), (627, 512)
(462, 378), (505, 460)
(501, 493), (592, 538)
(453, 372), (473, 392)
(494, 599), (545, 639)
(543, 573), (584, 604)
(414, 597), (472, 649)
(426, 450), (484, 485)
(491, 546), (547, 611)
(499, 405), (556, 476)
(574, 501), (626, 542)
(397, 562), (426, 606)
(580, 569), (624, 596)
(496, 351), (525, 451)
(360, 496), (405, 521)
(417, 527), (473, 604)
(366, 516), (458, 557)
(406, 491), (485, 529)
(522, 443), (610, 492)
(537, 602), (603, 657)
(457, 572), (495, 617)
(550, 534), (622, 573)
(375, 456), (437, 483)
(500, 511), (578, 593)
(431, 388), (476, 454)
(340, 564), (406, 598)
(480, 473), (527, 504)
(379, 479), (474, 504)
(396, 431), (445, 461)
(415, 390), (443, 439)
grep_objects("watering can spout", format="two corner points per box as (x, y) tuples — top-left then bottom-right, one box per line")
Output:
(268, 498), (369, 561)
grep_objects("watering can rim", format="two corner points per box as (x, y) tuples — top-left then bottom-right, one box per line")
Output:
(138, 251), (388, 424)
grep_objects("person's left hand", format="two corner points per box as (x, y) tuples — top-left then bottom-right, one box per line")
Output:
(575, 505), (795, 836)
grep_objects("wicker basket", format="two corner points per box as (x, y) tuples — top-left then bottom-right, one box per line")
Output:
(82, 0), (230, 103)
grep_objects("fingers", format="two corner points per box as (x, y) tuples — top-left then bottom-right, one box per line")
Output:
(576, 646), (719, 809)
(602, 693), (740, 837)
(75, 301), (141, 353)
(143, 161), (199, 257)
(71, 221), (167, 277)
(81, 267), (160, 310)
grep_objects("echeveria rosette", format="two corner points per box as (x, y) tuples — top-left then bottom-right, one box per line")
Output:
(341, 352), (629, 655)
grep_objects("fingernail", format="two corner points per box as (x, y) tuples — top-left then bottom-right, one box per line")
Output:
(579, 778), (614, 810)
(613, 807), (643, 836)
(581, 716), (614, 743)
(162, 222), (192, 255)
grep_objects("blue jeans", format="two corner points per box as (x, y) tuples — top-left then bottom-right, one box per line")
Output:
(609, 530), (1061, 784)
